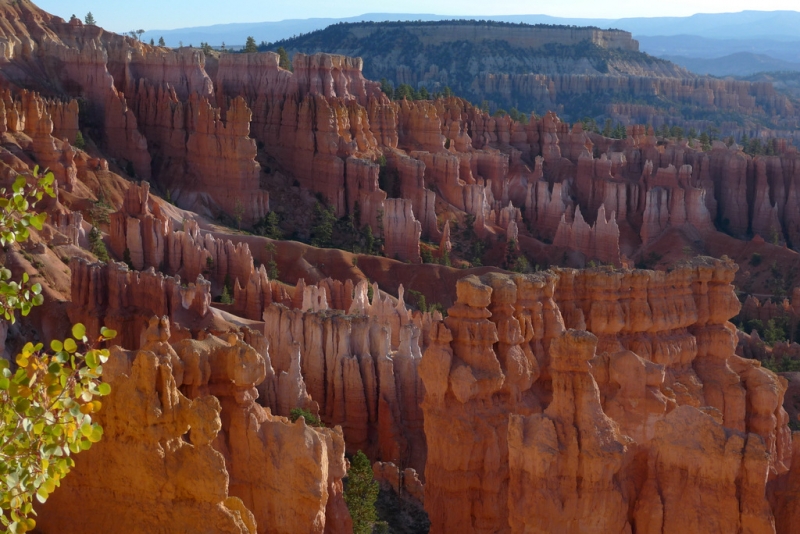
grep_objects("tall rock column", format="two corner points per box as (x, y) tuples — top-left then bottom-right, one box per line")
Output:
(507, 329), (631, 534)
(421, 276), (539, 533)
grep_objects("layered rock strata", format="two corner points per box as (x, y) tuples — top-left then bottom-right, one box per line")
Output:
(421, 259), (792, 532)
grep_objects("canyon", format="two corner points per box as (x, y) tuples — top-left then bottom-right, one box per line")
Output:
(269, 20), (800, 141)
(0, 1), (799, 532)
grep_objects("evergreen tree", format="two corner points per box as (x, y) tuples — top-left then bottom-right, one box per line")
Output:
(310, 203), (336, 248)
(277, 47), (292, 71)
(344, 451), (379, 534)
(88, 226), (109, 262)
(149, 38), (154, 46)
(379, 78), (393, 98)
(740, 132), (749, 147)
(74, 130), (86, 150)
(84, 12), (96, 25)
(158, 36), (165, 47)
(220, 284), (233, 304)
(699, 132), (711, 151)
(244, 36), (258, 53)
(602, 118), (612, 137)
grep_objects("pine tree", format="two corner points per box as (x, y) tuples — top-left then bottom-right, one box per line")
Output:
(277, 47), (292, 71)
(158, 36), (165, 47)
(84, 12), (96, 25)
(344, 451), (379, 534)
(244, 36), (258, 53)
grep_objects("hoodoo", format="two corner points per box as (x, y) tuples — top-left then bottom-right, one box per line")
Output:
(0, 1), (799, 533)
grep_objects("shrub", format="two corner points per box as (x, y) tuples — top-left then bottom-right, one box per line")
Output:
(88, 227), (109, 262)
(74, 131), (86, 150)
(310, 203), (336, 248)
(344, 451), (379, 534)
(219, 284), (233, 304)
(0, 169), (114, 532)
(289, 408), (324, 427)
(750, 253), (762, 267)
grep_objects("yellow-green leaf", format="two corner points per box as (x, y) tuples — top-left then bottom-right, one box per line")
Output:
(63, 338), (77, 353)
(71, 323), (86, 340)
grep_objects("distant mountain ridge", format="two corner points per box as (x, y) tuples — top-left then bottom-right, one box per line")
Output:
(262, 20), (690, 121)
(258, 20), (800, 140)
(141, 10), (800, 48)
(665, 52), (800, 77)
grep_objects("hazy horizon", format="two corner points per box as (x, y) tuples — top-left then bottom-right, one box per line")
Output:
(34, 1), (800, 34)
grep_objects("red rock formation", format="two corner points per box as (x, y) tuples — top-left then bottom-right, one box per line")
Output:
(554, 204), (621, 265)
(262, 301), (426, 473)
(68, 257), (211, 349)
(508, 330), (631, 534)
(383, 198), (422, 263)
(171, 328), (351, 534)
(422, 260), (790, 532)
(36, 334), (256, 533)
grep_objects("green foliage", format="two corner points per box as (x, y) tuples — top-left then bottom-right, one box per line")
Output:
(761, 356), (800, 373)
(393, 84), (415, 101)
(84, 12), (95, 25)
(420, 247), (434, 264)
(310, 203), (336, 248)
(232, 199), (245, 230)
(699, 132), (711, 151)
(0, 326), (115, 533)
(764, 318), (787, 345)
(288, 408), (324, 427)
(244, 36), (258, 53)
(0, 170), (54, 322)
(88, 227), (109, 263)
(407, 290), (427, 313)
(504, 240), (529, 273)
(750, 252), (763, 267)
(344, 450), (379, 534)
(73, 131), (86, 151)
(770, 228), (781, 246)
(264, 243), (280, 281)
(219, 274), (234, 305)
(602, 118), (612, 137)
(379, 78), (393, 97)
(158, 36), (165, 47)
(0, 170), (54, 251)
(277, 47), (292, 71)
(0, 171), (114, 532)
(452, 215), (485, 267)
(219, 284), (233, 305)
(200, 42), (213, 54)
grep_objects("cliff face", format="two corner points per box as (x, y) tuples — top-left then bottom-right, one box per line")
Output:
(5, 2), (800, 267)
(269, 20), (798, 137)
(420, 259), (792, 533)
(36, 316), (350, 534)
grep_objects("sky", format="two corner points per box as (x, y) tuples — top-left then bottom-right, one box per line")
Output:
(36, 1), (800, 33)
